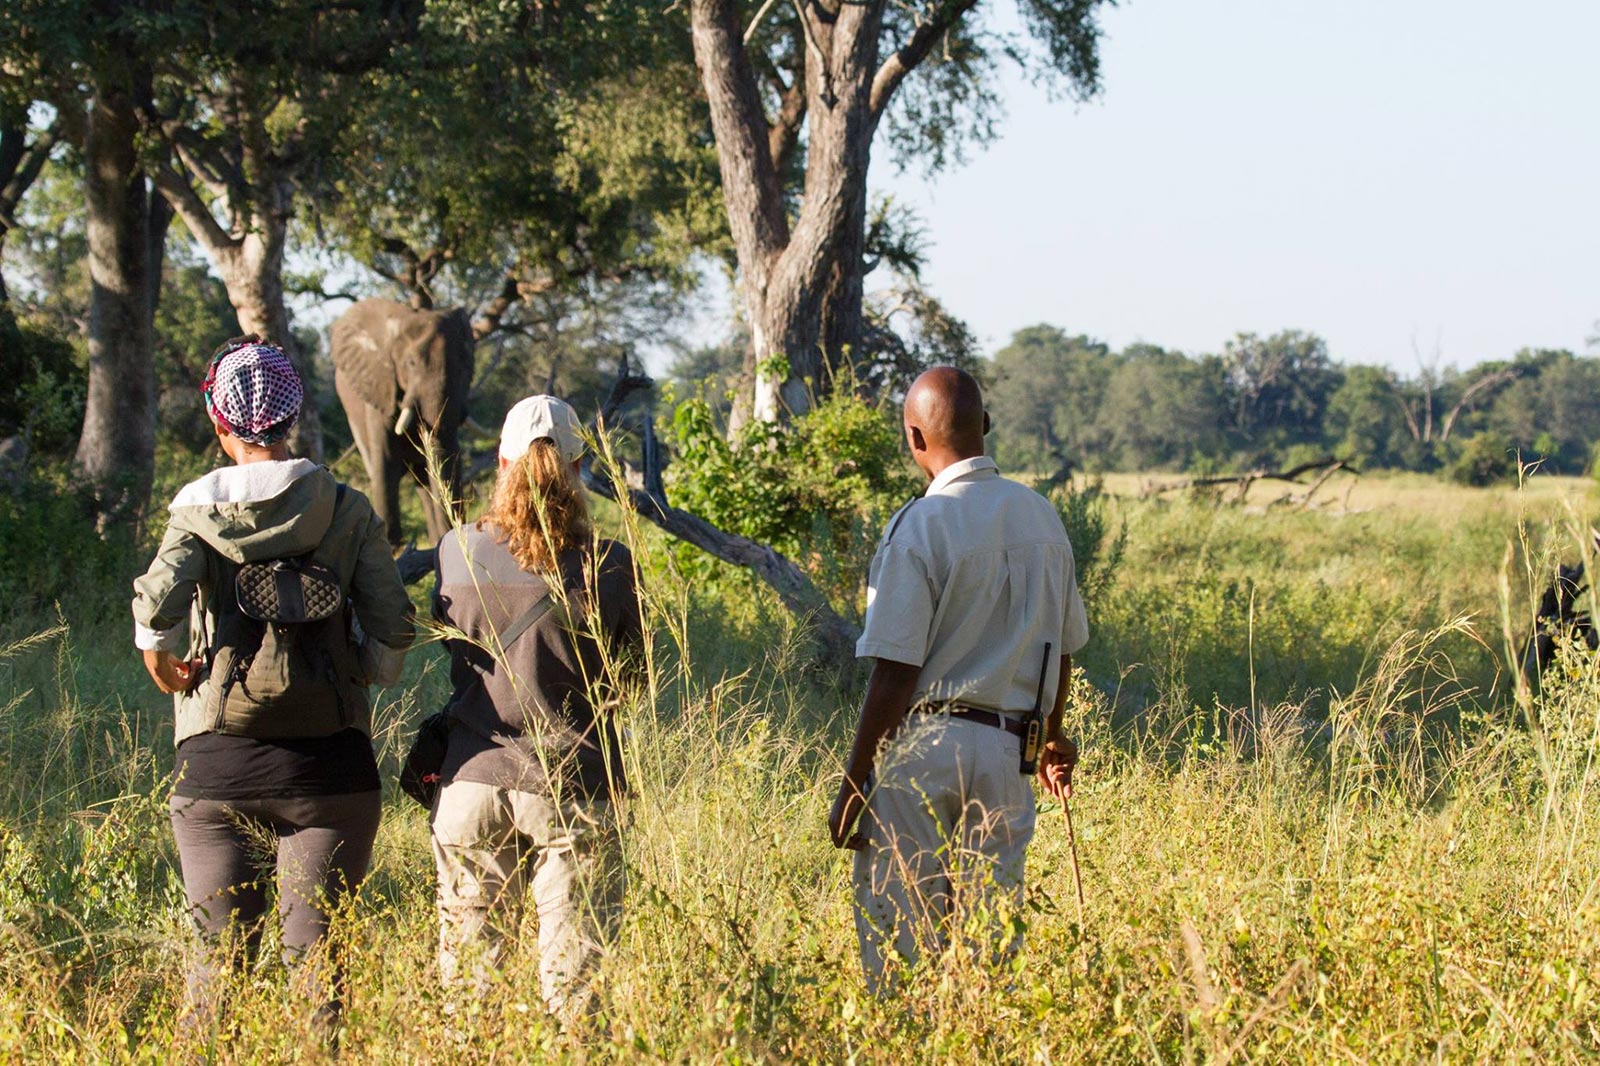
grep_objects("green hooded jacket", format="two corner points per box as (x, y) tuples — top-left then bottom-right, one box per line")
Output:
(132, 459), (414, 746)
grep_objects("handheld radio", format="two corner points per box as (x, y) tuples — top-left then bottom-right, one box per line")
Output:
(1020, 641), (1052, 775)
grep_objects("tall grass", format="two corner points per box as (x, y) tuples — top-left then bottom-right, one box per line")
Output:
(0, 471), (1596, 1060)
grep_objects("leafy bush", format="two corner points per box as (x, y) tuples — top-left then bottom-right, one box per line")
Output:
(665, 389), (920, 609)
(0, 307), (84, 456)
(1447, 431), (1516, 486)
(0, 465), (141, 617)
(1049, 478), (1126, 617)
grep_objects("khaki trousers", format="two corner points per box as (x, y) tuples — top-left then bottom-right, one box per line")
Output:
(851, 715), (1036, 993)
(430, 780), (623, 1021)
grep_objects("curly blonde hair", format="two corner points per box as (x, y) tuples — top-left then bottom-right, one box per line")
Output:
(481, 439), (591, 574)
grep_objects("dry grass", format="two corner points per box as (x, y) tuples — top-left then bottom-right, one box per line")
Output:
(0, 473), (1598, 1061)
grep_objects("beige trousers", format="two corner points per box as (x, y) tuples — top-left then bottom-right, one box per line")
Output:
(851, 715), (1037, 993)
(430, 779), (623, 1021)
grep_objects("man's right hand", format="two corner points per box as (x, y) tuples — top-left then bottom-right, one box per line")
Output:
(1037, 736), (1077, 800)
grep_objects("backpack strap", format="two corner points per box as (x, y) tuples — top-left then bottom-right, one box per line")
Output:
(469, 583), (559, 679)
(487, 591), (555, 659)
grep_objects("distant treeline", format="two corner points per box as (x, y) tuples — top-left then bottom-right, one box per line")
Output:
(984, 325), (1600, 481)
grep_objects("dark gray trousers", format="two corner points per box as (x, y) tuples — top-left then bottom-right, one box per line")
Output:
(168, 791), (381, 1022)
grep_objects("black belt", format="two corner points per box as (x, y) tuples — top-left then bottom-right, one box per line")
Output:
(911, 705), (1027, 737)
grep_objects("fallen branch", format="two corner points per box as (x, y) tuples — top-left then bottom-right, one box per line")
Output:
(1143, 457), (1359, 504)
(1275, 459), (1349, 511)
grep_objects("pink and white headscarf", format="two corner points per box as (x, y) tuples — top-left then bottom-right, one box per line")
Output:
(201, 338), (302, 445)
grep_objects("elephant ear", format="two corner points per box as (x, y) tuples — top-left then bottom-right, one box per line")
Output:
(330, 300), (401, 412)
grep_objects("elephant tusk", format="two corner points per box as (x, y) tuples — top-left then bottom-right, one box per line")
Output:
(394, 405), (418, 436)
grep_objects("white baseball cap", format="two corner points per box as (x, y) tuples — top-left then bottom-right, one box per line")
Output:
(499, 395), (585, 464)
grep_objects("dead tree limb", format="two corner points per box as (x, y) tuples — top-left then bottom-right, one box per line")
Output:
(585, 357), (860, 662)
(581, 464), (860, 662)
(1145, 457), (1359, 503)
(1265, 459), (1350, 510)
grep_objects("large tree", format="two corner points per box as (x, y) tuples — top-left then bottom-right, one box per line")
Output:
(987, 324), (1114, 472)
(2, 0), (166, 511)
(313, 1), (720, 332)
(139, 0), (420, 460)
(687, 0), (1111, 425)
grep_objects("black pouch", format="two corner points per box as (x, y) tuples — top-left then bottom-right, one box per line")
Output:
(236, 558), (344, 624)
(400, 710), (452, 809)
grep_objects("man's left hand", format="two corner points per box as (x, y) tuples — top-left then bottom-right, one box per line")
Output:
(1037, 736), (1077, 800)
(829, 775), (869, 851)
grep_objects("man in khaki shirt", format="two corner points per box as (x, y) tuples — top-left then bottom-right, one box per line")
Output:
(829, 366), (1088, 991)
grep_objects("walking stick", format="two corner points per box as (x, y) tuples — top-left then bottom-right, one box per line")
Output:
(1063, 793), (1085, 922)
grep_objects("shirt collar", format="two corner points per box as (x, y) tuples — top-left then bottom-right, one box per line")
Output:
(925, 455), (999, 496)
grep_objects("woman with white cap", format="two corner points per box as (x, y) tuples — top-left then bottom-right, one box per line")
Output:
(429, 394), (642, 1024)
(132, 336), (413, 1036)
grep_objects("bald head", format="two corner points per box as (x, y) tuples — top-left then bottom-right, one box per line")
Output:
(903, 366), (988, 477)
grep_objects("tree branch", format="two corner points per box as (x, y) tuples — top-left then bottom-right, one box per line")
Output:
(0, 119), (61, 229)
(1439, 367), (1520, 442)
(147, 152), (236, 259)
(690, 0), (790, 273)
(870, 0), (980, 118)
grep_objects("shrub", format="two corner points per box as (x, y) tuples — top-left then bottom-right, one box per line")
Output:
(0, 464), (141, 618)
(1447, 431), (1516, 486)
(665, 389), (920, 610)
(1049, 478), (1126, 617)
(0, 307), (84, 456)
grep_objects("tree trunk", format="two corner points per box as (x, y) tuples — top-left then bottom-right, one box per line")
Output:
(145, 94), (323, 460)
(74, 83), (155, 518)
(212, 199), (324, 460)
(693, 0), (882, 427)
(146, 186), (172, 320)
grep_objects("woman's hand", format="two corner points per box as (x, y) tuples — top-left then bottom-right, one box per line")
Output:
(143, 649), (201, 695)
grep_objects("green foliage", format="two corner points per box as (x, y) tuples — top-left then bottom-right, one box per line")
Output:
(1448, 430), (1517, 486)
(987, 325), (1115, 473)
(880, 0), (1113, 173)
(0, 465), (140, 615)
(665, 388), (919, 610)
(311, 0), (720, 311)
(1099, 345), (1227, 471)
(985, 322), (1600, 479)
(858, 280), (985, 398)
(0, 306), (83, 455)
(1048, 479), (1126, 616)
(1221, 330), (1341, 458)
(1324, 364), (1406, 468)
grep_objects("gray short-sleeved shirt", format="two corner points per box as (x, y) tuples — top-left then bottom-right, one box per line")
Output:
(856, 456), (1089, 712)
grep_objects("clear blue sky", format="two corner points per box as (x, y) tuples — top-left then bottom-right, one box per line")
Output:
(869, 0), (1600, 370)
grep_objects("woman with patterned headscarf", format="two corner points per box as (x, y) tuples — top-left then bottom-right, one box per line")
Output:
(132, 337), (414, 1041)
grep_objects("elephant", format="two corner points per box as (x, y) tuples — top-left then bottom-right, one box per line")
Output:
(330, 298), (474, 547)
